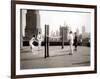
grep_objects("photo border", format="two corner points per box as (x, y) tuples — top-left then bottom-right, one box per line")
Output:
(11, 1), (97, 79)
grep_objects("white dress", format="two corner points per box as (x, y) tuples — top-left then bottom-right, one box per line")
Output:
(37, 34), (42, 50)
(29, 37), (35, 52)
(68, 33), (74, 54)
(69, 34), (74, 44)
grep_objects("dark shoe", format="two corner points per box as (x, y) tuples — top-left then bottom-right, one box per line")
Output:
(69, 53), (73, 55)
(74, 49), (77, 51)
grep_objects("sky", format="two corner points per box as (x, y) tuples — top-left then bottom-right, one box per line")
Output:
(39, 10), (91, 35)
(22, 9), (91, 36)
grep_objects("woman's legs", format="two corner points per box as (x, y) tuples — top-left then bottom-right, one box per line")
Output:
(38, 41), (41, 50)
(69, 42), (73, 55)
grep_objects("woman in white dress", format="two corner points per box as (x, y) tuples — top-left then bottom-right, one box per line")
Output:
(68, 31), (74, 55)
(29, 35), (36, 53)
(37, 32), (43, 51)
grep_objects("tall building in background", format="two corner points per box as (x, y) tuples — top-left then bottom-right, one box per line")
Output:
(20, 9), (41, 47)
(60, 25), (69, 42)
(24, 10), (41, 40)
(76, 28), (79, 35)
(82, 26), (85, 34)
(81, 25), (90, 39)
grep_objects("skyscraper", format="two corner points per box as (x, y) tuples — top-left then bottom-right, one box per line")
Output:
(60, 26), (69, 42)
(82, 26), (85, 34)
(76, 28), (79, 35)
(20, 9), (41, 47)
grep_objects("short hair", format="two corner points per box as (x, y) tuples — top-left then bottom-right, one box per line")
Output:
(33, 35), (35, 37)
(39, 32), (41, 34)
(75, 32), (77, 34)
(70, 31), (72, 34)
